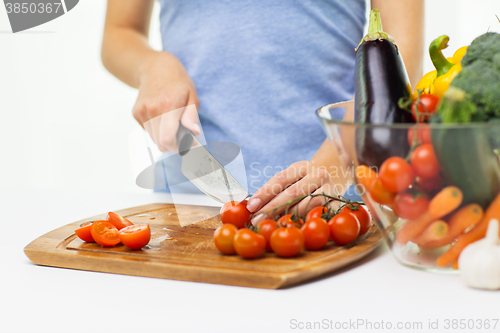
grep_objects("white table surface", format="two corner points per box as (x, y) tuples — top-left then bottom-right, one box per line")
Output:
(2, 188), (499, 333)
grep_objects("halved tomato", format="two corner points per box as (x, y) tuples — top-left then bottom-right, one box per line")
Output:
(119, 224), (151, 250)
(106, 212), (134, 230)
(90, 220), (121, 246)
(75, 222), (94, 242)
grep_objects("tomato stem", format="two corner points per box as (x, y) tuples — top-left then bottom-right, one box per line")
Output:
(253, 193), (363, 220)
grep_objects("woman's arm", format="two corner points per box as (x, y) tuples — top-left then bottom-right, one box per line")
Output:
(102, 0), (200, 153)
(373, 0), (425, 88)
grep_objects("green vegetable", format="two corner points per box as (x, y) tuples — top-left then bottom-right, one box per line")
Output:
(446, 32), (500, 121)
(431, 32), (500, 208)
(432, 88), (500, 207)
(461, 32), (500, 66)
(435, 87), (478, 123)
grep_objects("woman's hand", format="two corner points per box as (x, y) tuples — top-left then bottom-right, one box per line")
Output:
(133, 52), (200, 153)
(247, 161), (341, 225)
(101, 0), (201, 153)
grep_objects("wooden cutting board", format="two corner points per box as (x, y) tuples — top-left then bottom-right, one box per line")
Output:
(24, 203), (383, 289)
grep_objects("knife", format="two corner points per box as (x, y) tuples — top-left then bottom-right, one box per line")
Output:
(176, 122), (249, 203)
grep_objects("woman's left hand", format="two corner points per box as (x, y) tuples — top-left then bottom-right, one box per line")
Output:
(246, 161), (340, 226)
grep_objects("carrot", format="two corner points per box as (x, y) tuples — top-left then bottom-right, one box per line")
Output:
(452, 260), (459, 270)
(355, 165), (377, 190)
(396, 186), (463, 244)
(436, 191), (500, 267)
(427, 186), (463, 218)
(412, 220), (448, 245)
(418, 204), (484, 249)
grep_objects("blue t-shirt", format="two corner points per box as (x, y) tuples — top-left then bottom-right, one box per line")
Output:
(157, 0), (366, 195)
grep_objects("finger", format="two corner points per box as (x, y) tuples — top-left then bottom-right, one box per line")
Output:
(251, 168), (330, 225)
(145, 108), (162, 150)
(247, 161), (309, 214)
(133, 102), (160, 148)
(158, 105), (185, 153)
(142, 99), (168, 150)
(180, 102), (201, 136)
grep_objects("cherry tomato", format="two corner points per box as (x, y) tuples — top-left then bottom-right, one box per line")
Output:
(277, 214), (303, 228)
(393, 192), (429, 220)
(220, 200), (251, 229)
(411, 94), (440, 122)
(410, 144), (440, 179)
(416, 173), (443, 193)
(355, 165), (378, 192)
(305, 206), (328, 221)
(233, 229), (266, 259)
(75, 222), (94, 242)
(119, 224), (151, 250)
(270, 227), (304, 257)
(106, 212), (134, 230)
(300, 217), (330, 250)
(368, 178), (396, 205)
(340, 204), (371, 236)
(257, 219), (278, 252)
(379, 157), (414, 193)
(328, 213), (360, 245)
(407, 124), (432, 146)
(90, 220), (121, 247)
(213, 224), (238, 255)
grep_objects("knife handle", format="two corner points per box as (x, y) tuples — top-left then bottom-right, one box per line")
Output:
(176, 122), (194, 156)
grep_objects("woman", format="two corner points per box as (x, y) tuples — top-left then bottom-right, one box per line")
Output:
(102, 0), (424, 225)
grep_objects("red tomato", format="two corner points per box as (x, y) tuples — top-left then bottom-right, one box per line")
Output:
(90, 220), (121, 247)
(75, 222), (94, 242)
(277, 214), (303, 228)
(214, 224), (238, 255)
(379, 157), (414, 193)
(410, 144), (440, 179)
(368, 178), (396, 205)
(340, 204), (371, 236)
(407, 124), (431, 146)
(270, 227), (304, 257)
(305, 206), (328, 221)
(233, 229), (266, 259)
(106, 212), (134, 230)
(257, 219), (278, 252)
(393, 192), (429, 220)
(300, 217), (330, 250)
(119, 224), (151, 250)
(411, 94), (439, 122)
(220, 200), (251, 229)
(328, 213), (360, 245)
(416, 173), (443, 193)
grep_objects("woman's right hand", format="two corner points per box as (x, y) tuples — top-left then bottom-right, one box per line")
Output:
(133, 52), (201, 153)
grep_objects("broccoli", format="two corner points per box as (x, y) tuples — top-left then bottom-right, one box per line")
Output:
(438, 32), (500, 122)
(450, 60), (500, 120)
(461, 32), (500, 66)
(436, 87), (479, 123)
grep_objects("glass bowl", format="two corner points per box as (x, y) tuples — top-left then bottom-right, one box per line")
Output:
(317, 100), (500, 272)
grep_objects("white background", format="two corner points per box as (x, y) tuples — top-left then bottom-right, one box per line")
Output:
(1, 0), (500, 194)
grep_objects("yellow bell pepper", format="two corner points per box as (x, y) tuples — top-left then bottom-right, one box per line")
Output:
(434, 63), (462, 98)
(412, 70), (436, 99)
(452, 46), (468, 64)
(412, 36), (468, 99)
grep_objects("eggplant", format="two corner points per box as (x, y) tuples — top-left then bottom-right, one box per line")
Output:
(354, 9), (414, 168)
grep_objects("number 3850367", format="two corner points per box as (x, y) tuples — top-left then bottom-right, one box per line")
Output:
(5, 2), (62, 14)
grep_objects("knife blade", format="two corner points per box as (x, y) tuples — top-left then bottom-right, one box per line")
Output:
(176, 123), (248, 203)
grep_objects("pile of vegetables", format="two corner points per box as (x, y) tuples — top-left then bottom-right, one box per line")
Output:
(214, 195), (371, 259)
(354, 9), (500, 270)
